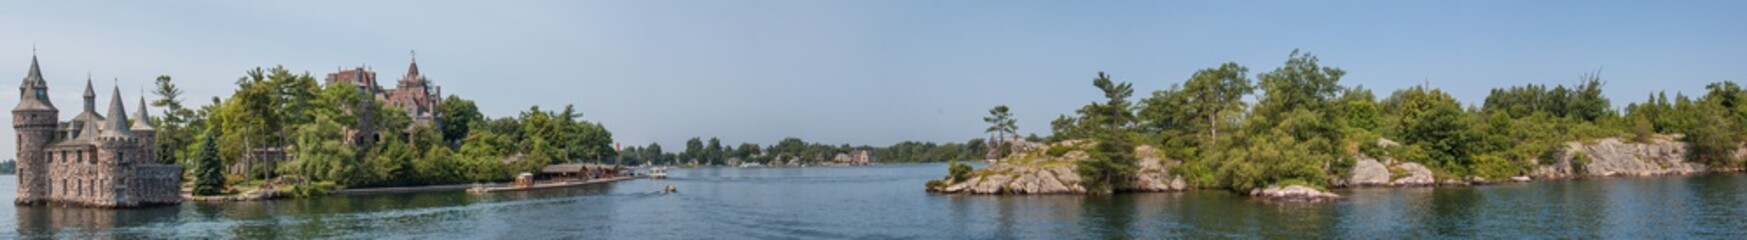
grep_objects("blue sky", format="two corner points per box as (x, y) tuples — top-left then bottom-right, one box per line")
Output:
(1, 1), (1743, 157)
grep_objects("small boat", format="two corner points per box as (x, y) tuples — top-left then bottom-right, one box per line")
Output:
(650, 166), (669, 179)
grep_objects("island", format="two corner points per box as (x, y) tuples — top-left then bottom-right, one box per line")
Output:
(929, 51), (1746, 202)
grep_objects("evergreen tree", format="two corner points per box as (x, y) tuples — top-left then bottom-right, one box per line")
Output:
(194, 130), (225, 196)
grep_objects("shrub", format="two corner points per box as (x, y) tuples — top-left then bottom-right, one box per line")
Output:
(1470, 154), (1522, 179)
(947, 160), (974, 181)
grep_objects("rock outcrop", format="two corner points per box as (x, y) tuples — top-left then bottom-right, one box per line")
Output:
(1250, 185), (1341, 202)
(929, 141), (1186, 194)
(1531, 137), (1706, 179)
(1346, 156), (1434, 187)
(1127, 146), (1188, 192)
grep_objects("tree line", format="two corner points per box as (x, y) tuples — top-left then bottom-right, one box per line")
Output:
(998, 50), (1746, 193)
(151, 66), (616, 195)
(616, 136), (991, 166)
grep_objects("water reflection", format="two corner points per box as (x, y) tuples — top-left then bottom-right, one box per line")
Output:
(14, 203), (181, 239)
(5, 166), (1747, 239)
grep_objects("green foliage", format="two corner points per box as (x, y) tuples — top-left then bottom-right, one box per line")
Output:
(150, 75), (198, 167)
(1469, 154), (1522, 179)
(1077, 130), (1138, 194)
(1385, 86), (1484, 175)
(438, 95), (483, 149)
(1631, 116), (1655, 143)
(1685, 107), (1742, 167)
(982, 50), (1747, 195)
(193, 130), (225, 196)
(947, 160), (973, 181)
(1139, 62), (1253, 160)
(1208, 130), (1334, 191)
(984, 105), (1018, 158)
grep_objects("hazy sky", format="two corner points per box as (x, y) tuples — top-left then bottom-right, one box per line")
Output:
(2, 1), (1744, 158)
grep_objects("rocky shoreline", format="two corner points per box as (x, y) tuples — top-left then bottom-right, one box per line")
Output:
(927, 141), (1188, 195)
(929, 136), (1742, 202)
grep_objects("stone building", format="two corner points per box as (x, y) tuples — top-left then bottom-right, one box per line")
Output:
(323, 57), (442, 145)
(833, 149), (876, 165)
(13, 55), (183, 207)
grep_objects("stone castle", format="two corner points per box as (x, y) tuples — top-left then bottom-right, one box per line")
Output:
(13, 55), (183, 207)
(323, 57), (441, 145)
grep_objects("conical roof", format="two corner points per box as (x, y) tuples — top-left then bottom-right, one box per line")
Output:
(99, 86), (133, 139)
(83, 77), (95, 98)
(407, 59), (420, 77)
(132, 97), (154, 130)
(70, 77), (104, 123)
(14, 55), (56, 111)
(81, 77), (97, 113)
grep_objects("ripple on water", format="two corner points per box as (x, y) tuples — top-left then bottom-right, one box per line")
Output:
(6, 166), (1747, 238)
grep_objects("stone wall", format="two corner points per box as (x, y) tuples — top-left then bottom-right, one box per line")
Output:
(128, 165), (183, 205)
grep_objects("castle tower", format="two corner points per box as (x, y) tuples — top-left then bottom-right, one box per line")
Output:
(82, 78), (95, 113)
(13, 55), (59, 204)
(95, 86), (136, 206)
(132, 97), (156, 165)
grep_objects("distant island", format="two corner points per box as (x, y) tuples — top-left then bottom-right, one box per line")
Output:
(0, 159), (13, 175)
(929, 50), (1746, 201)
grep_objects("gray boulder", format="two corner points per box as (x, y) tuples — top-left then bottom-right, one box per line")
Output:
(1250, 185), (1341, 202)
(1349, 157), (1391, 186)
(1391, 162), (1435, 186)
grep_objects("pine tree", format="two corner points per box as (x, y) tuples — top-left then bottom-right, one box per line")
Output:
(194, 130), (226, 196)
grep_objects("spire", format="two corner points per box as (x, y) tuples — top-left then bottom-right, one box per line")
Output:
(14, 54), (55, 111)
(100, 86), (133, 139)
(406, 52), (421, 77)
(132, 96), (154, 131)
(83, 77), (97, 113)
(25, 55), (42, 85)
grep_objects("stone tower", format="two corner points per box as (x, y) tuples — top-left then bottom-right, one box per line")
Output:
(13, 55), (58, 205)
(132, 97), (156, 164)
(93, 86), (137, 206)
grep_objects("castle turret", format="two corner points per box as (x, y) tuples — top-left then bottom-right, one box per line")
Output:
(95, 86), (136, 206)
(13, 55), (59, 204)
(132, 97), (156, 164)
(82, 78), (96, 114)
(99, 86), (133, 140)
(69, 77), (103, 131)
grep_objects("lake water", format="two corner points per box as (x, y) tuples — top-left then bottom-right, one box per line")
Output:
(4, 163), (1747, 239)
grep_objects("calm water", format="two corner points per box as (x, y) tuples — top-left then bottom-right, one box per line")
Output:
(4, 163), (1747, 239)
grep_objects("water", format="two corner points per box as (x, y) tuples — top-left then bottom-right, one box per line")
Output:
(4, 163), (1747, 239)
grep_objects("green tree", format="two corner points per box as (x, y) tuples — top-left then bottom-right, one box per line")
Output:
(983, 105), (1017, 157)
(646, 143), (666, 164)
(193, 130), (225, 196)
(151, 75), (197, 166)
(1387, 86), (1482, 173)
(706, 137), (724, 165)
(438, 95), (484, 149)
(684, 137), (704, 164)
(1178, 63), (1253, 140)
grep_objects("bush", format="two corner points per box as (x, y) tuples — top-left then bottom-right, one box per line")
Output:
(1470, 154), (1522, 179)
(947, 160), (973, 181)
(1632, 117), (1655, 143)
(1685, 113), (1742, 167)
